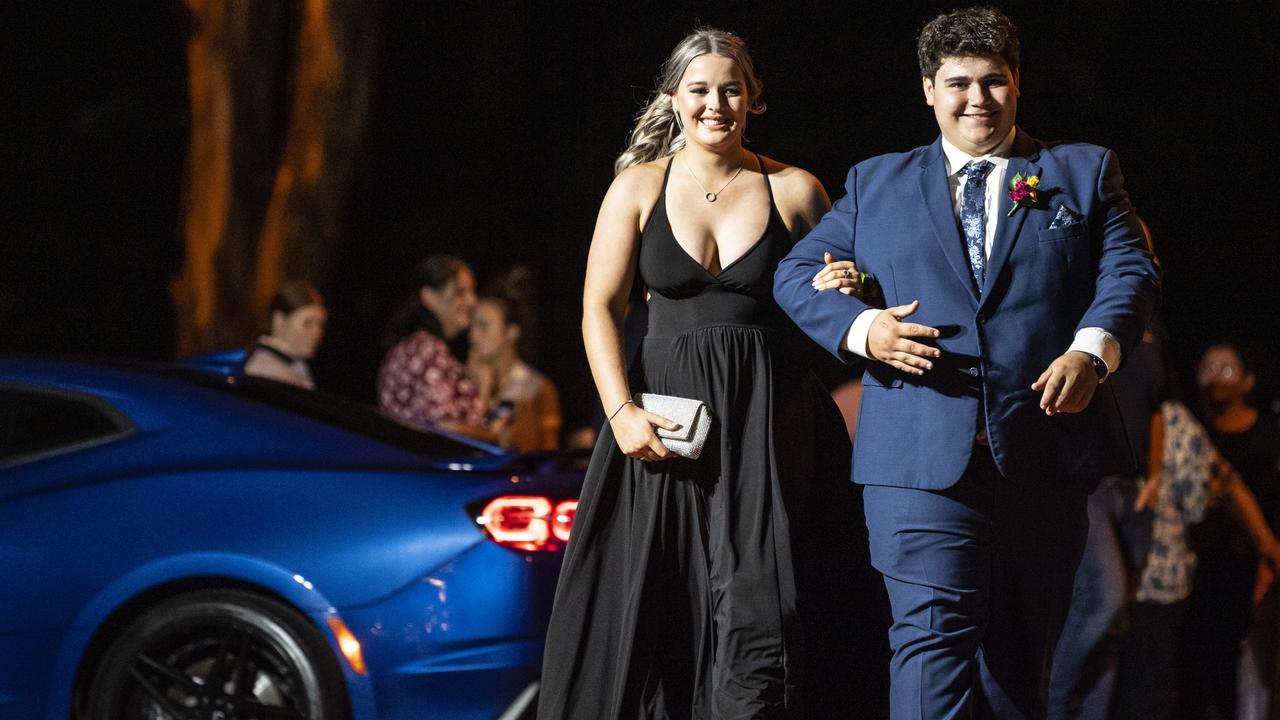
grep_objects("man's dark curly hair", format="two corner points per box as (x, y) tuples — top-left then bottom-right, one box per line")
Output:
(917, 6), (1020, 80)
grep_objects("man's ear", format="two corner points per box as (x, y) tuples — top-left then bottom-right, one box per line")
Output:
(1012, 68), (1021, 97)
(922, 75), (936, 106)
(507, 324), (522, 344)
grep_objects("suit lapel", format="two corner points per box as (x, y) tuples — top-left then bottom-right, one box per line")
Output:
(980, 130), (1042, 305)
(917, 138), (980, 305)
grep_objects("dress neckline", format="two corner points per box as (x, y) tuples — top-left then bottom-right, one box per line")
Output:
(253, 338), (299, 364)
(655, 152), (784, 279)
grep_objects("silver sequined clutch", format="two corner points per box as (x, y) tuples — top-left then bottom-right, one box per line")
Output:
(633, 393), (711, 460)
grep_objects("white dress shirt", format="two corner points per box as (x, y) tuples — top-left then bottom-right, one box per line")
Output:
(843, 128), (1119, 379)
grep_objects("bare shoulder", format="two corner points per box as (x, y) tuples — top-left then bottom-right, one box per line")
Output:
(756, 155), (828, 206)
(756, 154), (830, 236)
(606, 158), (668, 209)
(591, 157), (670, 242)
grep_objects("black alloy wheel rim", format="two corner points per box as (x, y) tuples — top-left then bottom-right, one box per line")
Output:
(122, 618), (311, 720)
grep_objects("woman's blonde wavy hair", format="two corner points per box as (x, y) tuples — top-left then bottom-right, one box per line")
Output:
(614, 28), (765, 175)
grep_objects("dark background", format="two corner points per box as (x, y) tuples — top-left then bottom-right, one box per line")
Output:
(4, 2), (1277, 432)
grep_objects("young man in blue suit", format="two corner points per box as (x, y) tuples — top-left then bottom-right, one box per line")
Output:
(773, 6), (1160, 719)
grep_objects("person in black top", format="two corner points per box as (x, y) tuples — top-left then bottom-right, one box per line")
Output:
(538, 28), (881, 719)
(243, 281), (326, 389)
(1182, 342), (1280, 719)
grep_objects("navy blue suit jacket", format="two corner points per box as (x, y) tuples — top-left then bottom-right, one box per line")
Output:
(773, 130), (1160, 488)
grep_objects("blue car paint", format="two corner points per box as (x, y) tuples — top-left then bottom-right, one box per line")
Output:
(341, 540), (566, 720)
(0, 357), (580, 720)
(40, 553), (379, 720)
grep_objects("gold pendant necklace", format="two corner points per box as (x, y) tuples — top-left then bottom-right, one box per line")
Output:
(682, 155), (744, 203)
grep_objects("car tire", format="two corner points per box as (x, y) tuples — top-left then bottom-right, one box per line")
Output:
(85, 588), (350, 720)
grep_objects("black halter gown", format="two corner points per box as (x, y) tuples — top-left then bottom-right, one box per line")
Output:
(538, 155), (857, 720)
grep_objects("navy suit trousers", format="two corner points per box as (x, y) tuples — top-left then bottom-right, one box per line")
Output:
(863, 450), (1089, 720)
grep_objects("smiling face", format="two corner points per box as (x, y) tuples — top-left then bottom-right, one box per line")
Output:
(670, 53), (748, 152)
(923, 54), (1019, 156)
(271, 303), (327, 359)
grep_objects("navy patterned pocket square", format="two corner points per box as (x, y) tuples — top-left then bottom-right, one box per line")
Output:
(1048, 204), (1084, 229)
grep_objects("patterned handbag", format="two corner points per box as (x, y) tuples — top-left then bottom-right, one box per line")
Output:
(633, 393), (712, 460)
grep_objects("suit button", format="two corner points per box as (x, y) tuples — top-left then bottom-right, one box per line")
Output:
(976, 313), (987, 325)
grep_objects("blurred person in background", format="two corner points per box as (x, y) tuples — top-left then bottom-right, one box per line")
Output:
(468, 266), (562, 452)
(1184, 343), (1280, 720)
(1122, 376), (1280, 720)
(1050, 328), (1280, 720)
(378, 254), (485, 433)
(243, 281), (326, 389)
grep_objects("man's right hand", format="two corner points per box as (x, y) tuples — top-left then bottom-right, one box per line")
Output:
(866, 300), (941, 375)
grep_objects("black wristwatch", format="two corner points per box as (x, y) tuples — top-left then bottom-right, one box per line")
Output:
(1079, 352), (1108, 382)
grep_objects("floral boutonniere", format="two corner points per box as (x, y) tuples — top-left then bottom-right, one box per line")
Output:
(859, 271), (886, 309)
(1007, 172), (1041, 216)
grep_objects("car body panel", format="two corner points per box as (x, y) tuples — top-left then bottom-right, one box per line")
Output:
(0, 357), (580, 719)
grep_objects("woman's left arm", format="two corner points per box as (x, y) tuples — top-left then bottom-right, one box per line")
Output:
(782, 168), (865, 297)
(784, 166), (832, 240)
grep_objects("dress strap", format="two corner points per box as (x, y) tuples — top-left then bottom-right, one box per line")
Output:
(756, 152), (779, 210)
(641, 156), (676, 236)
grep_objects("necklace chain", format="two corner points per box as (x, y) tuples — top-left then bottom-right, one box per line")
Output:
(682, 154), (745, 203)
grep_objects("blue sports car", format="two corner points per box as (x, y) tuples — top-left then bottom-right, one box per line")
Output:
(0, 356), (583, 720)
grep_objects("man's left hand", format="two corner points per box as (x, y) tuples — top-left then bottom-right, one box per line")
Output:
(1031, 351), (1100, 415)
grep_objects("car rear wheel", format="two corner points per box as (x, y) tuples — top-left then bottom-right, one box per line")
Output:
(85, 589), (349, 720)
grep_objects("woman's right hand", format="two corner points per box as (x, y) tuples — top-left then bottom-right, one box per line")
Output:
(609, 402), (681, 461)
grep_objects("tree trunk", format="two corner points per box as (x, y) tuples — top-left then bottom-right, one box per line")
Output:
(171, 0), (378, 357)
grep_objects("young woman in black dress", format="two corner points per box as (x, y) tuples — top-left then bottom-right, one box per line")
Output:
(538, 29), (870, 719)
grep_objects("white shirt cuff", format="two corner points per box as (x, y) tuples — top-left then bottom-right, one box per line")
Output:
(844, 309), (881, 359)
(1069, 327), (1121, 377)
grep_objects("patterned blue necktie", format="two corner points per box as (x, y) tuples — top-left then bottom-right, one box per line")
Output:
(959, 160), (994, 291)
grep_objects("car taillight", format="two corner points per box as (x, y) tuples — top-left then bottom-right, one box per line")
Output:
(552, 499), (577, 542)
(476, 495), (579, 552)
